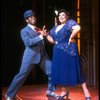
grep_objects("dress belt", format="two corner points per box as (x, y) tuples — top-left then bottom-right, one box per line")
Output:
(55, 41), (58, 44)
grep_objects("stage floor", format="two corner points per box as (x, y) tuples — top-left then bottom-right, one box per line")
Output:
(2, 84), (98, 100)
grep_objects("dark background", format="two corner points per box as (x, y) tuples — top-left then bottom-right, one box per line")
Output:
(1, 0), (99, 87)
(1, 0), (73, 86)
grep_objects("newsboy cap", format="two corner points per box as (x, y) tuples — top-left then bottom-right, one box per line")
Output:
(24, 10), (35, 19)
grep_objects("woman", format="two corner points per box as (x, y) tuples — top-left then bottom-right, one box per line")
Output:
(46, 9), (91, 100)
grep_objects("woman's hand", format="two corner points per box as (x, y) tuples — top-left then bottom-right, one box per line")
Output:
(68, 25), (81, 44)
(68, 38), (76, 44)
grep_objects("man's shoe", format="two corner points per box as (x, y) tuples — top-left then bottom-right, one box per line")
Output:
(5, 94), (15, 100)
(46, 90), (59, 98)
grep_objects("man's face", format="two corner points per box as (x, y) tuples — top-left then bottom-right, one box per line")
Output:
(26, 16), (37, 25)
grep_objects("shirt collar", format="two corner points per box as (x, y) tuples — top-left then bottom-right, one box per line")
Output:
(28, 24), (36, 30)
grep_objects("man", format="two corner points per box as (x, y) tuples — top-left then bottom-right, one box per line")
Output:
(5, 10), (58, 100)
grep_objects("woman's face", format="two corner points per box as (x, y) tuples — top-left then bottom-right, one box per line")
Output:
(58, 12), (68, 24)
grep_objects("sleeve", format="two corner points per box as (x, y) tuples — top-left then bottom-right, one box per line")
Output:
(67, 19), (78, 30)
(20, 29), (43, 47)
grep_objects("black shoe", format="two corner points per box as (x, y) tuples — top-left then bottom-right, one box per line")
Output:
(57, 91), (69, 100)
(86, 97), (91, 100)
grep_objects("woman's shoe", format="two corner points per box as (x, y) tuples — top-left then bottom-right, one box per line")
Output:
(57, 91), (69, 100)
(86, 97), (91, 100)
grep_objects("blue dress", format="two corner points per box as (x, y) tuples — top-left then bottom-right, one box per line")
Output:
(49, 19), (85, 86)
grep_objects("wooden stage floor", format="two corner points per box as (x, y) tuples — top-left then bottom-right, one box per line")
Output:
(2, 84), (99, 100)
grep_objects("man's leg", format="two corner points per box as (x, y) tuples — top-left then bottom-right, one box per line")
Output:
(40, 56), (58, 97)
(5, 63), (33, 99)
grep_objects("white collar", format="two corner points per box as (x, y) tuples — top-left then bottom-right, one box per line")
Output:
(28, 24), (36, 31)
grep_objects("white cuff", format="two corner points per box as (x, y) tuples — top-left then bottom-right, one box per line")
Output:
(39, 35), (43, 40)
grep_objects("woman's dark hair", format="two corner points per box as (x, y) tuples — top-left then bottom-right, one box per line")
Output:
(58, 9), (69, 16)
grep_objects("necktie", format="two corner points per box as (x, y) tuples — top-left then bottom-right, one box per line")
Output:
(34, 27), (41, 32)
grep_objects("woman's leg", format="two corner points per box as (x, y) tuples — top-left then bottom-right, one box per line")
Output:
(61, 87), (67, 95)
(81, 82), (91, 98)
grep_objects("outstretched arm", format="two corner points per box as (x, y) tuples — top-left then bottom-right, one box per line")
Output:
(46, 34), (54, 44)
(38, 25), (55, 44)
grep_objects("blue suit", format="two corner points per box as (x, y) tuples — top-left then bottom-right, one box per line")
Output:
(6, 25), (55, 98)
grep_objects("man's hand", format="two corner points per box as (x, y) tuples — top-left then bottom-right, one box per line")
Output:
(38, 25), (48, 36)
